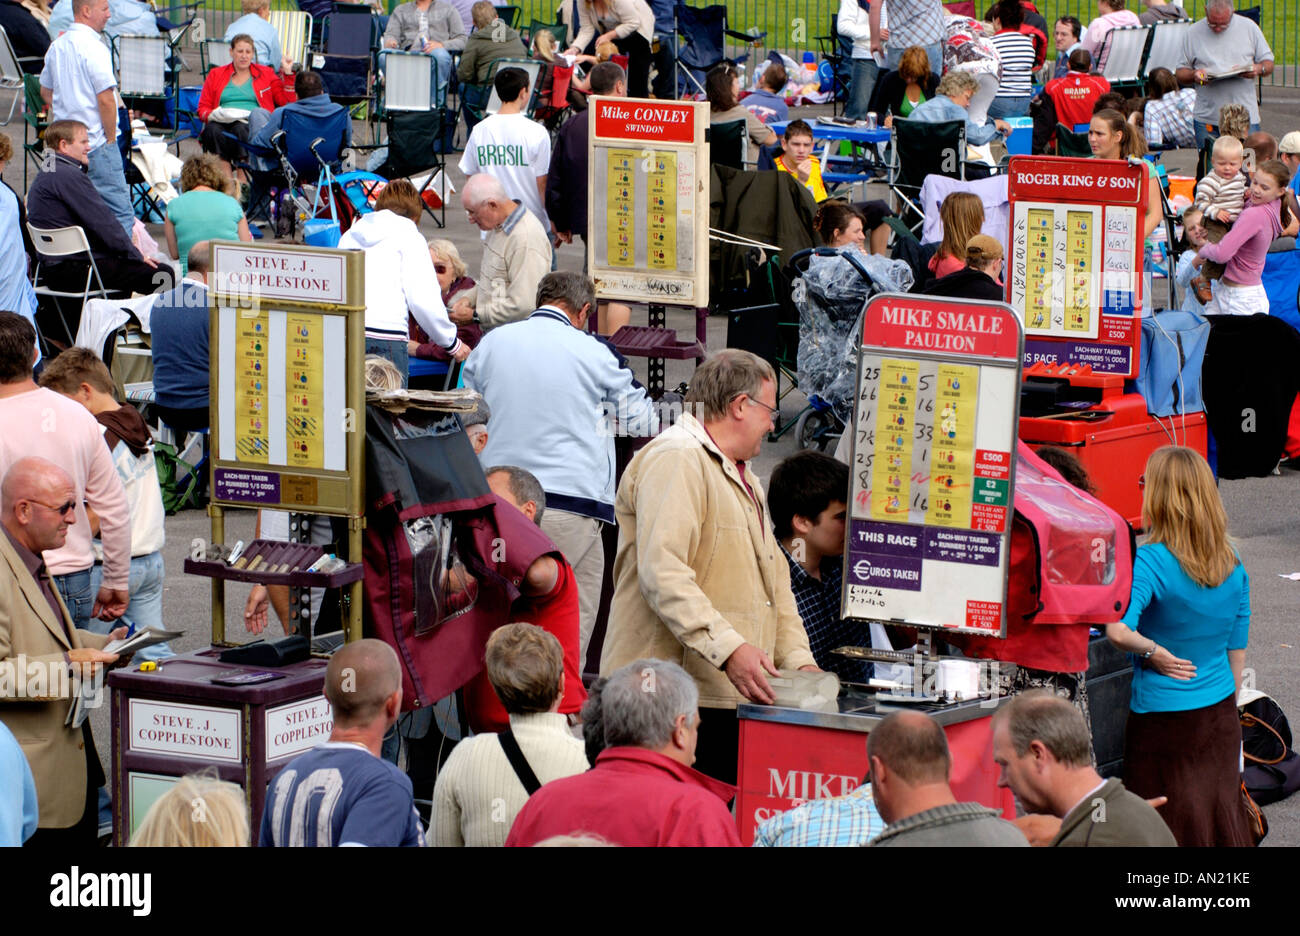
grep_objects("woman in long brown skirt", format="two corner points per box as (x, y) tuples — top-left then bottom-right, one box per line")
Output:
(1105, 446), (1252, 847)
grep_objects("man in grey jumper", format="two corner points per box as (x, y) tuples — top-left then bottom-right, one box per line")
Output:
(382, 0), (467, 101)
(867, 711), (1029, 847)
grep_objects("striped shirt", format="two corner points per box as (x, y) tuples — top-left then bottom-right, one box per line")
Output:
(1194, 170), (1248, 223)
(752, 784), (885, 847)
(991, 30), (1036, 97)
(884, 0), (945, 52)
(1143, 88), (1196, 149)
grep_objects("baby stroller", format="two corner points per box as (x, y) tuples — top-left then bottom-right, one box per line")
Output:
(788, 246), (914, 451)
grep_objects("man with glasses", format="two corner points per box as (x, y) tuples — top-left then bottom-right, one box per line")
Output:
(0, 312), (130, 841)
(1176, 0), (1273, 149)
(0, 456), (126, 846)
(602, 349), (820, 785)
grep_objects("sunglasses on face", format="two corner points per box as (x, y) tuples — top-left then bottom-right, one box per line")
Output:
(434, 263), (448, 274)
(30, 499), (76, 516)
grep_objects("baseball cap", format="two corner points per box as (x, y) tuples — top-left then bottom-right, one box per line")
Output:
(1279, 131), (1300, 155)
(462, 396), (491, 429)
(966, 234), (1004, 262)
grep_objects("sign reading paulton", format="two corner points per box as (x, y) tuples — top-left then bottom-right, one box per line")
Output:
(592, 98), (697, 144)
(863, 296), (1020, 361)
(1007, 156), (1146, 206)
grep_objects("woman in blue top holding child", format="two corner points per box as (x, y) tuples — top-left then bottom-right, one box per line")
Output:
(1105, 445), (1253, 846)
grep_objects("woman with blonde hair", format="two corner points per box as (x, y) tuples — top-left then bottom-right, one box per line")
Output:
(1105, 445), (1253, 846)
(928, 191), (984, 279)
(166, 153), (252, 275)
(408, 239), (481, 381)
(128, 774), (250, 847)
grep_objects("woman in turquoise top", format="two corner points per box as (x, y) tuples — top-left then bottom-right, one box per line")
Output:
(1105, 446), (1252, 846)
(165, 154), (252, 274)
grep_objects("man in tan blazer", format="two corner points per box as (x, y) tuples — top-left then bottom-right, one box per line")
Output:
(0, 457), (123, 846)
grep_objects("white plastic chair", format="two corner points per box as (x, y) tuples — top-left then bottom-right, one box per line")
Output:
(28, 224), (127, 347)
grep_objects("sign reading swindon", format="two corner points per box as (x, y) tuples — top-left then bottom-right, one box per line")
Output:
(843, 295), (1023, 636)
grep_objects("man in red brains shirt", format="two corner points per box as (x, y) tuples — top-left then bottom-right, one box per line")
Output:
(1034, 48), (1111, 151)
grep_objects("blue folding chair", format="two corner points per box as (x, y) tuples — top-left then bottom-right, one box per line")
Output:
(237, 104), (351, 233)
(673, 3), (765, 97)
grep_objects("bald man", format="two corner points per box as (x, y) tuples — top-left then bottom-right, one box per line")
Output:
(866, 711), (1028, 847)
(0, 457), (125, 847)
(260, 639), (426, 846)
(455, 173), (551, 330)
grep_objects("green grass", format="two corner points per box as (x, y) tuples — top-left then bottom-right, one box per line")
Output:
(199, 0), (1298, 72)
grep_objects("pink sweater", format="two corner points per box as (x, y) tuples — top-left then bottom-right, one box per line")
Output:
(0, 387), (130, 588)
(1197, 199), (1283, 286)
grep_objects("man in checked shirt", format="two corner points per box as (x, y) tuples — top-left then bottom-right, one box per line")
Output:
(768, 451), (911, 685)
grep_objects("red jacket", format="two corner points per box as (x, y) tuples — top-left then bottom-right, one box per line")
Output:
(197, 63), (295, 122)
(505, 748), (741, 847)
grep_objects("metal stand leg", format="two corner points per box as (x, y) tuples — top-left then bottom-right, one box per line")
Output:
(647, 303), (666, 396)
(287, 511), (311, 638)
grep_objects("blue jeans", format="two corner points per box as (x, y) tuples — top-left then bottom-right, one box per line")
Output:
(87, 143), (135, 240)
(1195, 119), (1261, 150)
(845, 57), (879, 121)
(988, 94), (1032, 120)
(53, 567), (112, 833)
(887, 42), (942, 77)
(365, 337), (409, 386)
(53, 568), (94, 632)
(86, 553), (173, 662)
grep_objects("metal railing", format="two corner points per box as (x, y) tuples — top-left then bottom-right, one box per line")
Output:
(183, 0), (1297, 87)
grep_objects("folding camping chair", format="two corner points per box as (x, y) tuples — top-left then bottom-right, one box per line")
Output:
(483, 57), (542, 116)
(887, 118), (972, 233)
(0, 25), (26, 126)
(526, 19), (568, 49)
(269, 9), (313, 69)
(377, 50), (433, 118)
(241, 104), (351, 235)
(710, 118), (747, 170)
(494, 5), (522, 30)
(674, 3), (765, 97)
(201, 38), (232, 72)
(1141, 19), (1191, 81)
(358, 109), (450, 227)
(114, 34), (189, 149)
(21, 73), (45, 189)
(1055, 122), (1091, 157)
(1097, 24), (1152, 93)
(815, 15), (851, 116)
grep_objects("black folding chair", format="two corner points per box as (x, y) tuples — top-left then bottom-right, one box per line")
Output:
(494, 5), (522, 30)
(1055, 122), (1092, 157)
(814, 14), (851, 116)
(674, 3), (765, 97)
(887, 118), (973, 232)
(709, 117), (746, 170)
(367, 109), (449, 228)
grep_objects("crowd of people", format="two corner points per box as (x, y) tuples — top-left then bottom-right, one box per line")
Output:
(0, 0), (1289, 849)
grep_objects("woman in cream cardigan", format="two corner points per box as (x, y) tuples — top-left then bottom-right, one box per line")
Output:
(565, 0), (655, 97)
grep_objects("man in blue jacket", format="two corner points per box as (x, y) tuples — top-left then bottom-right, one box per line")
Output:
(463, 271), (658, 671)
(247, 69), (351, 170)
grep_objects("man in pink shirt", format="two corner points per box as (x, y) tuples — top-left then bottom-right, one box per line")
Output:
(1080, 0), (1140, 71)
(0, 314), (130, 626)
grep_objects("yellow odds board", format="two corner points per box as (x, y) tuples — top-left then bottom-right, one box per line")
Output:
(1064, 210), (1093, 332)
(870, 358), (919, 520)
(646, 151), (677, 271)
(1025, 208), (1053, 330)
(926, 363), (979, 527)
(606, 149), (636, 267)
(234, 309), (269, 463)
(285, 312), (324, 469)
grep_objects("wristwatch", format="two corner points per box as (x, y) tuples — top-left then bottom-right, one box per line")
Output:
(1141, 643), (1158, 661)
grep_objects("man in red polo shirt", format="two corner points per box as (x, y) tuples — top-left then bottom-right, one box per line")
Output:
(461, 466), (587, 733)
(506, 658), (741, 847)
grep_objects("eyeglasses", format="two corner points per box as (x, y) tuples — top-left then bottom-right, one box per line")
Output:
(433, 263), (448, 274)
(28, 499), (76, 516)
(743, 395), (779, 422)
